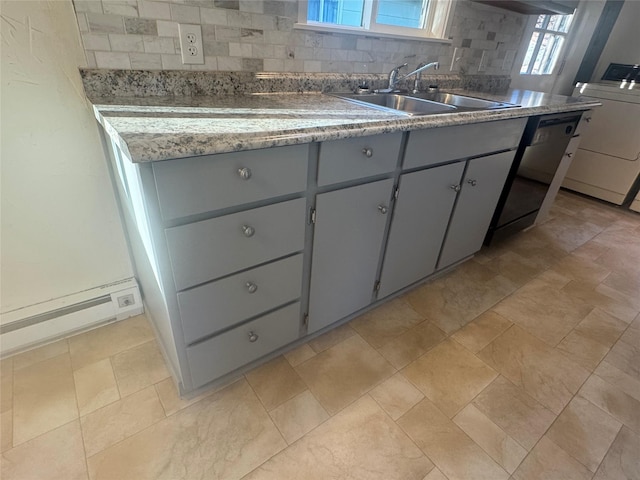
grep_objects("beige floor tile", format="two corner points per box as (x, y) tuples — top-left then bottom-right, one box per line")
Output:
(512, 436), (593, 480)
(407, 261), (518, 335)
(154, 376), (218, 417)
(556, 330), (610, 371)
(402, 339), (497, 418)
(572, 240), (609, 261)
(11, 339), (68, 371)
(505, 227), (569, 270)
(573, 308), (627, 348)
(0, 420), (87, 480)
(601, 270), (640, 299)
(454, 404), (527, 474)
(307, 323), (356, 353)
(484, 250), (546, 287)
(619, 313), (640, 345)
(0, 357), (12, 377)
(295, 335), (395, 415)
(423, 467), (449, 480)
(378, 321), (446, 369)
(478, 325), (589, 414)
(369, 373), (424, 420)
(245, 356), (307, 411)
(579, 374), (640, 433)
(536, 212), (603, 252)
(1, 409), (12, 452)
(398, 398), (509, 480)
(534, 268), (572, 288)
(546, 396), (621, 472)
(594, 361), (640, 402)
(87, 379), (285, 480)
(81, 385), (165, 457)
(605, 338), (640, 382)
(68, 315), (154, 370)
(451, 310), (512, 353)
(0, 370), (12, 413)
(12, 353), (78, 445)
(111, 340), (170, 397)
(283, 343), (316, 367)
(269, 390), (329, 444)
(493, 280), (593, 346)
(563, 280), (639, 323)
(473, 376), (556, 451)
(73, 358), (120, 416)
(350, 297), (424, 349)
(549, 253), (611, 286)
(593, 426), (640, 480)
(245, 395), (434, 480)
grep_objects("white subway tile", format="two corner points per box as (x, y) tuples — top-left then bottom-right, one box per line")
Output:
(170, 4), (201, 23)
(109, 33), (144, 52)
(95, 51), (132, 68)
(138, 0), (171, 20)
(129, 52), (162, 69)
(156, 20), (179, 37)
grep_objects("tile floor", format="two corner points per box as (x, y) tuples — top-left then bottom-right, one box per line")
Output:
(1, 190), (640, 480)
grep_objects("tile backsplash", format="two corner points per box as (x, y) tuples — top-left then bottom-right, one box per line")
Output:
(73, 0), (526, 75)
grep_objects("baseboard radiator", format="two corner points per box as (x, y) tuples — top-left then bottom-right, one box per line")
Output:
(0, 278), (143, 357)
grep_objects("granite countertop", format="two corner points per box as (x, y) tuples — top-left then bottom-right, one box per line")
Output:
(92, 89), (600, 163)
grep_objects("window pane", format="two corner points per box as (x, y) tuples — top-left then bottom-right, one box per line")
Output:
(534, 15), (546, 28)
(376, 0), (427, 28)
(546, 14), (572, 33)
(307, 0), (365, 27)
(531, 33), (564, 74)
(520, 31), (539, 74)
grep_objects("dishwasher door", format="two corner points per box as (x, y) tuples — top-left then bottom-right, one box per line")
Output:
(490, 113), (580, 240)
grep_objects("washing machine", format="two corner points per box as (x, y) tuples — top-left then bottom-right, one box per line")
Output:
(563, 63), (640, 206)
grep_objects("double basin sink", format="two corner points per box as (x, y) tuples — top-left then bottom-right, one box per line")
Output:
(332, 91), (519, 116)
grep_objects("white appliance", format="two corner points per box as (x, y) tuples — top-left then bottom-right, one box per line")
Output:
(563, 63), (640, 206)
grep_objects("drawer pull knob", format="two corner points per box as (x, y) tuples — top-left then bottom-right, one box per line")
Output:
(246, 282), (258, 294)
(450, 184), (461, 192)
(242, 225), (255, 237)
(362, 147), (374, 158)
(566, 152), (573, 158)
(248, 331), (259, 343)
(238, 167), (252, 180)
(585, 117), (591, 123)
(467, 179), (477, 187)
(378, 204), (388, 214)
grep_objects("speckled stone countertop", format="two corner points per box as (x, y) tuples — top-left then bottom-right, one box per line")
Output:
(92, 89), (599, 163)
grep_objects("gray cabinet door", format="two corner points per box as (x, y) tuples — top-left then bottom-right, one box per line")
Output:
(438, 150), (515, 269)
(378, 162), (465, 299)
(308, 179), (394, 333)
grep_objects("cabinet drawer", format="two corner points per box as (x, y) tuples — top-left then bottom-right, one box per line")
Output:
(318, 133), (402, 186)
(153, 145), (308, 221)
(186, 302), (301, 388)
(178, 254), (303, 344)
(404, 118), (527, 169)
(166, 198), (306, 291)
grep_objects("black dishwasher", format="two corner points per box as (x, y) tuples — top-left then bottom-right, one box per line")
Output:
(485, 112), (581, 244)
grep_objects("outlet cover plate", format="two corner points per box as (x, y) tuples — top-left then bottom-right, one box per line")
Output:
(178, 24), (204, 65)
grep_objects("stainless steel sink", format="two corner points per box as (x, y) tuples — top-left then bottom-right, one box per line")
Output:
(408, 92), (518, 110)
(332, 91), (518, 115)
(332, 93), (457, 115)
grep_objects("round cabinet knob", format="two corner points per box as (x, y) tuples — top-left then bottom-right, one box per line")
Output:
(467, 179), (478, 187)
(566, 152), (573, 157)
(246, 282), (258, 294)
(362, 147), (374, 158)
(450, 184), (461, 192)
(238, 167), (252, 180)
(242, 225), (255, 237)
(585, 117), (592, 123)
(378, 204), (388, 214)
(248, 331), (259, 343)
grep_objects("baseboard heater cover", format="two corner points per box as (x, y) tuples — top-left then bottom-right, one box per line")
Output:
(0, 278), (144, 357)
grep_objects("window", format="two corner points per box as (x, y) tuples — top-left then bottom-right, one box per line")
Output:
(299, 0), (453, 40)
(520, 14), (573, 75)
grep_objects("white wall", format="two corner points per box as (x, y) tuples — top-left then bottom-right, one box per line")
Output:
(0, 0), (133, 315)
(592, 0), (640, 81)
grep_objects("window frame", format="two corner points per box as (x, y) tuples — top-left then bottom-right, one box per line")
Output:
(296, 0), (455, 42)
(519, 13), (573, 76)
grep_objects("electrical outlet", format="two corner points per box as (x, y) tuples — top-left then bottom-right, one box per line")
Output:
(117, 294), (135, 308)
(178, 24), (204, 65)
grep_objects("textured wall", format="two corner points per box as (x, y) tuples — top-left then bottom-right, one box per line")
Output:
(73, 0), (526, 75)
